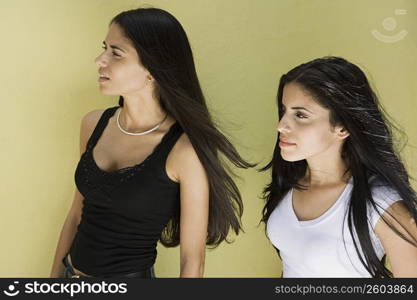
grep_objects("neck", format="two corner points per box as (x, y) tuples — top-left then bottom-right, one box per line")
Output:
(119, 92), (166, 131)
(304, 144), (350, 186)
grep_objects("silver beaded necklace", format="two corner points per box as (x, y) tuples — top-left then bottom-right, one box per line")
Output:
(116, 108), (168, 136)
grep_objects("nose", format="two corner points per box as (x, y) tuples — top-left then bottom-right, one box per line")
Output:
(94, 53), (107, 67)
(277, 117), (290, 133)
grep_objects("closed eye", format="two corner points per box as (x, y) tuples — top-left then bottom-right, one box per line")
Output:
(101, 46), (120, 57)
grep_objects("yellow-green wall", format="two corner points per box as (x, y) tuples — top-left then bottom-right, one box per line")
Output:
(1, 0), (415, 277)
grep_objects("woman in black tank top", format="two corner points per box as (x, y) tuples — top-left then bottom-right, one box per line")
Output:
(53, 8), (254, 278)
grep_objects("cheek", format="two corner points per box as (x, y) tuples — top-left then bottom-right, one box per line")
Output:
(280, 122), (335, 161)
(299, 123), (336, 153)
(115, 64), (148, 89)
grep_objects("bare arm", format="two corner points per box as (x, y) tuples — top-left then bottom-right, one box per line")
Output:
(49, 109), (104, 277)
(49, 189), (83, 277)
(168, 134), (209, 278)
(374, 200), (417, 277)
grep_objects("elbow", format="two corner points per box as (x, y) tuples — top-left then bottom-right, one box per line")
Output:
(180, 257), (205, 278)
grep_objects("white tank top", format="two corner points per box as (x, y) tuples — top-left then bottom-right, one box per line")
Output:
(266, 178), (401, 277)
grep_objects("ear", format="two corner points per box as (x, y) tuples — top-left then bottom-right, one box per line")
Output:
(144, 69), (153, 83)
(336, 126), (350, 140)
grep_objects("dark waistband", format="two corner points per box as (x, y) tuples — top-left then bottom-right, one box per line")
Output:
(62, 254), (154, 278)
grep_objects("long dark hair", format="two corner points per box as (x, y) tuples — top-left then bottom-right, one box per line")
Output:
(261, 56), (417, 277)
(110, 8), (254, 247)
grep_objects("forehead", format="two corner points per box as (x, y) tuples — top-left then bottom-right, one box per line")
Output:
(104, 23), (133, 49)
(282, 83), (313, 105)
(282, 82), (326, 112)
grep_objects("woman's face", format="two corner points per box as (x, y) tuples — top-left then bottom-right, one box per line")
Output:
(94, 22), (151, 96)
(277, 82), (347, 162)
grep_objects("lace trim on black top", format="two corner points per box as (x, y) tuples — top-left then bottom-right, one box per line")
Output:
(82, 106), (180, 178)
(86, 123), (180, 176)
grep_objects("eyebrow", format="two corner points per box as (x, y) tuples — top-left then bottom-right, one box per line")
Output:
(102, 41), (126, 53)
(282, 104), (313, 113)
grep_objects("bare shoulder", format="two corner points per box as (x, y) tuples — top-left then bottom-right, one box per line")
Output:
(79, 108), (106, 154)
(81, 109), (106, 131)
(174, 133), (195, 153)
(173, 133), (202, 163)
(166, 132), (206, 182)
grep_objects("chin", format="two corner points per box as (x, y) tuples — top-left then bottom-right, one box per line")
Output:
(280, 151), (304, 162)
(99, 88), (115, 95)
(281, 156), (299, 162)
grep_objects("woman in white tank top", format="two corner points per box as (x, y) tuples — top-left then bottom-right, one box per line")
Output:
(261, 57), (417, 277)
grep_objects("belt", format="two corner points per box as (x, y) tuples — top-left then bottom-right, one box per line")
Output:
(62, 255), (154, 278)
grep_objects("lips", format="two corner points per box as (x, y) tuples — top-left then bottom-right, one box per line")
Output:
(280, 137), (295, 144)
(98, 69), (110, 79)
(279, 138), (296, 147)
(98, 74), (110, 83)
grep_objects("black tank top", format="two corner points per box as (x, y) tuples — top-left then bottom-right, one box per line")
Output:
(69, 106), (183, 277)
